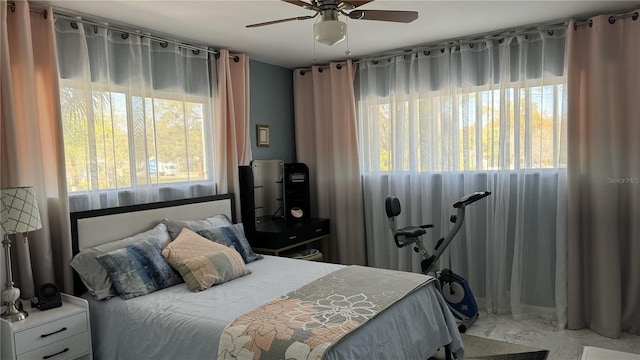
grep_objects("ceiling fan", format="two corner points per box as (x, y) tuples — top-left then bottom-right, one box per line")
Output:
(246, 0), (419, 46)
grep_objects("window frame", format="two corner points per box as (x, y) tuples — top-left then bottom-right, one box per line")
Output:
(358, 76), (567, 173)
(59, 78), (216, 194)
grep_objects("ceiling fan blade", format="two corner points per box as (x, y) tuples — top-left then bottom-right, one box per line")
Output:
(282, 0), (319, 11)
(343, 1), (375, 9)
(348, 9), (418, 23)
(246, 15), (315, 28)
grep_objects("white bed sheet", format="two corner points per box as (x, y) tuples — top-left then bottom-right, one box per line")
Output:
(84, 256), (463, 359)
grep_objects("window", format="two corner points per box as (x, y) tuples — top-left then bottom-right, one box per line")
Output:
(60, 81), (213, 193)
(359, 81), (567, 172)
(55, 20), (218, 210)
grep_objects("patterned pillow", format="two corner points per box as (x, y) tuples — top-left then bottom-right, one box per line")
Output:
(95, 240), (182, 300)
(161, 228), (230, 263)
(171, 247), (250, 291)
(161, 214), (233, 240)
(70, 223), (172, 300)
(197, 224), (263, 264)
(162, 228), (250, 291)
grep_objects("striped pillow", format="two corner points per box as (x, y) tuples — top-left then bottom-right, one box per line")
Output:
(162, 228), (250, 291)
(96, 240), (182, 300)
(172, 247), (250, 291)
(197, 224), (263, 264)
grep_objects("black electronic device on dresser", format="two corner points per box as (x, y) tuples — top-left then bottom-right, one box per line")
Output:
(239, 161), (330, 258)
(283, 163), (310, 224)
(31, 283), (62, 311)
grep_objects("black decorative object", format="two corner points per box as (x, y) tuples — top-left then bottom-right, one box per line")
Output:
(34, 283), (62, 311)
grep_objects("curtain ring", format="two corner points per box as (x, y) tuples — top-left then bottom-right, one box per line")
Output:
(43, 9), (48, 19)
(608, 16), (616, 24)
(192, 49), (200, 55)
(441, 48), (445, 53)
(424, 50), (430, 56)
(318, 67), (323, 73)
(588, 19), (593, 27)
(547, 30), (554, 36)
(633, 12), (638, 21)
(121, 33), (129, 39)
(300, 70), (306, 76)
(93, 26), (98, 34)
(573, 22), (577, 30)
(469, 43), (474, 49)
(71, 22), (78, 29)
(233, 56), (240, 63)
(336, 64), (343, 69)
(160, 41), (168, 48)
(10, 2), (15, 12)
(372, 60), (379, 65)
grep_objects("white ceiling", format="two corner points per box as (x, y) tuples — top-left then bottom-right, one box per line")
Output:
(44, 0), (640, 69)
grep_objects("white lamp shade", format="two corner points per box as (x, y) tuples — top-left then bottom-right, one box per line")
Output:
(314, 20), (346, 46)
(1, 187), (42, 235)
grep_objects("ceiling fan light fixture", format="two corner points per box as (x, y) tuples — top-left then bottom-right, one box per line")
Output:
(314, 19), (346, 46)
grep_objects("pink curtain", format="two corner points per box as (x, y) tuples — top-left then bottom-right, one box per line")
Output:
(293, 61), (365, 265)
(216, 49), (252, 221)
(1, 1), (73, 296)
(566, 11), (640, 338)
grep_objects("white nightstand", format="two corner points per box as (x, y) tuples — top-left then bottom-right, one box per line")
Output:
(1, 293), (92, 360)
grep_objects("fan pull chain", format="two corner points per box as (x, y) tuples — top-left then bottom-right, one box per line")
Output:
(312, 23), (317, 64)
(345, 16), (351, 57)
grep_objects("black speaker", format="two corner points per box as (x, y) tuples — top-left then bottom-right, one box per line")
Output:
(284, 163), (310, 225)
(34, 283), (62, 311)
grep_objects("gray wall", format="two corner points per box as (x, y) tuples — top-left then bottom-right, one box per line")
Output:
(249, 60), (296, 163)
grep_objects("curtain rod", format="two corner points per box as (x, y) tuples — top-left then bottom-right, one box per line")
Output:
(53, 13), (221, 57)
(10, 1), (225, 58)
(353, 19), (568, 65)
(297, 62), (349, 75)
(299, 17), (568, 71)
(353, 6), (639, 65)
(572, 9), (639, 29)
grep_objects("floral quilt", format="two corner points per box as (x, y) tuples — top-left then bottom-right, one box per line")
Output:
(217, 265), (434, 360)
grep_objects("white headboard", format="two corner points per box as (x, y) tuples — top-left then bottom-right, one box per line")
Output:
(70, 194), (235, 294)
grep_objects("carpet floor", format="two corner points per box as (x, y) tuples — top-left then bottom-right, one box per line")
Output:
(429, 333), (549, 360)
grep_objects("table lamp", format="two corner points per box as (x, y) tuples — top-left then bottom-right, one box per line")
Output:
(1, 186), (42, 322)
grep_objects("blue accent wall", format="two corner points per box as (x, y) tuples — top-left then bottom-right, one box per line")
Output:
(249, 60), (296, 163)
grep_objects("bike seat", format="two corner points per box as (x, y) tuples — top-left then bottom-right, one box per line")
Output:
(396, 225), (427, 238)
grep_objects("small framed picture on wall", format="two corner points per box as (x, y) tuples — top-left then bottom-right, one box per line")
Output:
(257, 124), (270, 147)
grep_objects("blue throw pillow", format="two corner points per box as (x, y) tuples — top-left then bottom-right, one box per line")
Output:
(96, 240), (182, 299)
(197, 224), (263, 264)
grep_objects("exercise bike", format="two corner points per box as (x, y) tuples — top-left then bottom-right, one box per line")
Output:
(385, 191), (491, 333)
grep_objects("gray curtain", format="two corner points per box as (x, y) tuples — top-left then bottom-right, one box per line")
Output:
(1, 1), (73, 296)
(566, 11), (640, 338)
(357, 30), (569, 324)
(293, 61), (366, 265)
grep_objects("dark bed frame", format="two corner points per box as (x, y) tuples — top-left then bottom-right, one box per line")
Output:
(69, 194), (235, 296)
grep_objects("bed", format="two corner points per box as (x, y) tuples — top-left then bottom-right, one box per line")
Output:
(70, 194), (463, 359)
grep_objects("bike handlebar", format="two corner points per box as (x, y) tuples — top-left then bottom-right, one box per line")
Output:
(453, 191), (492, 208)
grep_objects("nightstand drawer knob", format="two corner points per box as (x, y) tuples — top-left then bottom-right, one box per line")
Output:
(315, 228), (322, 232)
(41, 327), (67, 338)
(289, 235), (297, 240)
(42, 348), (69, 359)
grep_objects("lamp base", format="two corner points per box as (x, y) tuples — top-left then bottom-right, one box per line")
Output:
(1, 301), (28, 322)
